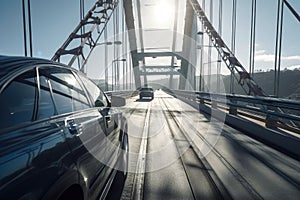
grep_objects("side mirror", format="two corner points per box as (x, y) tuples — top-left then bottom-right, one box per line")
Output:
(111, 96), (126, 107)
(95, 100), (105, 107)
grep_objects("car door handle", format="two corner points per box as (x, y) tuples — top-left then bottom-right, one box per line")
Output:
(65, 119), (83, 136)
(69, 123), (83, 135)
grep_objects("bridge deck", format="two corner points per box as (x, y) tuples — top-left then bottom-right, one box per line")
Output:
(108, 91), (300, 199)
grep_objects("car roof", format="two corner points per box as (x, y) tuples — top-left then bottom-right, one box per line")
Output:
(0, 55), (66, 80)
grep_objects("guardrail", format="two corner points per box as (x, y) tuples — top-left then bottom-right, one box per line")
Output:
(105, 90), (139, 99)
(164, 89), (300, 134)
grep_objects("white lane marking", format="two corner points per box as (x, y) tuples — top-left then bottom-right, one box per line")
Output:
(132, 102), (151, 200)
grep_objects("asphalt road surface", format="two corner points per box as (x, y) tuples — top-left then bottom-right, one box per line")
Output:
(109, 90), (300, 200)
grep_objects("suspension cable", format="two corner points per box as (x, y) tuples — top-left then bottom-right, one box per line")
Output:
(199, 0), (205, 92)
(116, 3), (120, 90)
(217, 0), (223, 93)
(27, 0), (33, 57)
(208, 0), (213, 91)
(276, 0), (284, 97)
(22, 0), (28, 57)
(105, 25), (108, 91)
(249, 0), (257, 78)
(122, 1), (126, 90)
(80, 0), (85, 39)
(274, 0), (282, 96)
(113, 8), (116, 90)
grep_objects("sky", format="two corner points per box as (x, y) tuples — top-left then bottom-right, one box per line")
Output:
(0, 0), (299, 79)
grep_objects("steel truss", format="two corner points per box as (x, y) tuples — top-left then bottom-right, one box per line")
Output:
(140, 66), (180, 76)
(52, 0), (117, 72)
(189, 0), (266, 96)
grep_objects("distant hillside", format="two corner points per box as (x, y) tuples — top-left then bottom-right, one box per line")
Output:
(147, 69), (300, 100)
(221, 69), (300, 99)
(91, 69), (300, 100)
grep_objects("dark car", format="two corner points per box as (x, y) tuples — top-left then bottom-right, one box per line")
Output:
(0, 56), (128, 200)
(139, 87), (154, 99)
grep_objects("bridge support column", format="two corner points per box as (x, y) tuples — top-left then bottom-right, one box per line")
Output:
(123, 0), (141, 89)
(179, 0), (194, 90)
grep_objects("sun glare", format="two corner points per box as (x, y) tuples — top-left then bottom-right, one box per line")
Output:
(155, 1), (174, 23)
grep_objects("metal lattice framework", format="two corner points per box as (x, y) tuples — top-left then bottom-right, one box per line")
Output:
(189, 0), (266, 96)
(52, 0), (117, 72)
(140, 66), (180, 76)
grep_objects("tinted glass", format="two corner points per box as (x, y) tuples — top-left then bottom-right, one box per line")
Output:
(39, 67), (90, 115)
(78, 73), (108, 107)
(37, 75), (56, 119)
(0, 70), (36, 129)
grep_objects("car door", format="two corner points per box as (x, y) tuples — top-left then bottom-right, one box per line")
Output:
(38, 66), (108, 200)
(76, 73), (122, 181)
(0, 68), (71, 200)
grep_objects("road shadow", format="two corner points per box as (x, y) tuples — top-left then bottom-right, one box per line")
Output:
(135, 98), (153, 102)
(105, 171), (127, 200)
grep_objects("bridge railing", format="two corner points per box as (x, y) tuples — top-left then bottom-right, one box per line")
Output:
(165, 89), (300, 134)
(105, 90), (138, 99)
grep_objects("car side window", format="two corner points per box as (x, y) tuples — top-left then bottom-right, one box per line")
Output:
(39, 67), (90, 115)
(77, 73), (108, 107)
(0, 69), (36, 129)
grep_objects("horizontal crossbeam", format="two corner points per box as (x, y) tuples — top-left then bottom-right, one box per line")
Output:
(136, 52), (183, 60)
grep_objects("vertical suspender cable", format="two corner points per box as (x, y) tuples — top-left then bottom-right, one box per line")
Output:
(80, 0), (85, 39)
(251, 0), (257, 78)
(276, 0), (284, 97)
(22, 0), (28, 57)
(249, 0), (253, 75)
(217, 0), (223, 93)
(80, 0), (85, 71)
(208, 0), (213, 91)
(27, 0), (33, 57)
(199, 0), (205, 92)
(113, 10), (116, 91)
(198, 19), (203, 91)
(82, 0), (85, 32)
(195, 20), (198, 90)
(122, 1), (126, 90)
(274, 0), (282, 96)
(231, 0), (237, 54)
(105, 27), (108, 91)
(249, 0), (257, 78)
(80, 0), (82, 36)
(230, 0), (237, 94)
(123, 1), (129, 90)
(116, 3), (120, 90)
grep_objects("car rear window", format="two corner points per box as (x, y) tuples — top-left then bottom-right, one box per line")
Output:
(0, 70), (37, 129)
(141, 88), (153, 91)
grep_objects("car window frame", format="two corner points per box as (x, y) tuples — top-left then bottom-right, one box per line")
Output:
(37, 65), (92, 115)
(36, 66), (58, 119)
